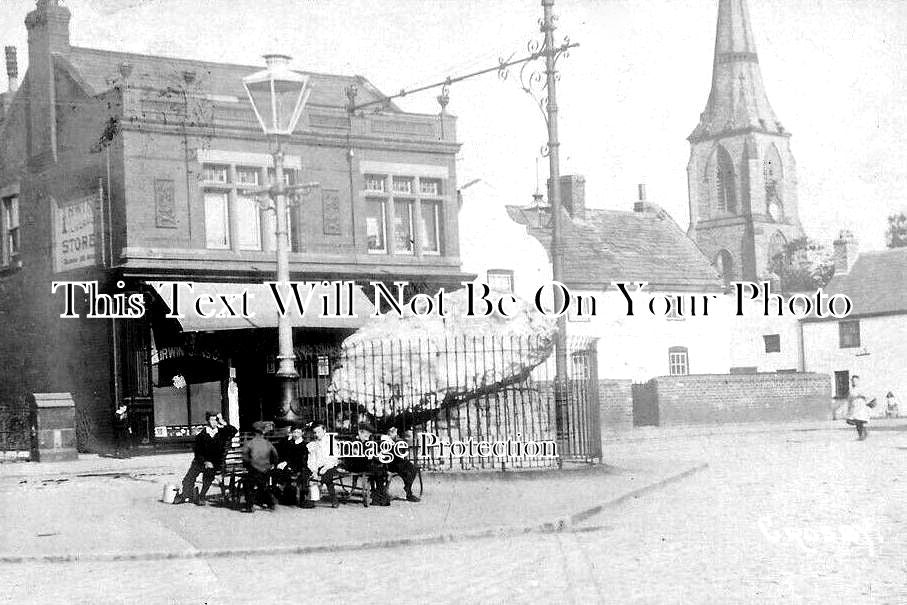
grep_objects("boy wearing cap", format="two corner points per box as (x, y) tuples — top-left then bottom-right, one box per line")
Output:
(241, 422), (279, 512)
(307, 422), (340, 507)
(175, 412), (237, 505)
(344, 424), (391, 506)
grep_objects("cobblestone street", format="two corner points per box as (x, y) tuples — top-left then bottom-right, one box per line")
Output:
(3, 423), (906, 604)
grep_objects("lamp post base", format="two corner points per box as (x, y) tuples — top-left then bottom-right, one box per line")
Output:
(275, 375), (300, 426)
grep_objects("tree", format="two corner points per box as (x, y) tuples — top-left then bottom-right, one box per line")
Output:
(770, 237), (836, 292)
(886, 212), (907, 248)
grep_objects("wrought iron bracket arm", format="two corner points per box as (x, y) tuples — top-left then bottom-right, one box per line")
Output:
(240, 182), (321, 211)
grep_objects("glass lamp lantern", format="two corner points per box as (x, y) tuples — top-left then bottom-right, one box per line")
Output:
(242, 54), (311, 136)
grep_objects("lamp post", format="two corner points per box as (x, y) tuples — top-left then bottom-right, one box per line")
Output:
(243, 54), (312, 424)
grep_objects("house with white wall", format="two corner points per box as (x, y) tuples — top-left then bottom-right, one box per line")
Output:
(459, 177), (803, 382)
(801, 244), (907, 416)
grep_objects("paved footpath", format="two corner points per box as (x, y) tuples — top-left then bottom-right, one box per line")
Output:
(2, 420), (906, 604)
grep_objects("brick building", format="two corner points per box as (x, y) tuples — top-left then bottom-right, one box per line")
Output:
(0, 0), (469, 451)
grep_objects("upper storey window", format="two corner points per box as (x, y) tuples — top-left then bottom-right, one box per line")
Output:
(364, 173), (444, 256)
(203, 164), (228, 184)
(1, 194), (20, 266)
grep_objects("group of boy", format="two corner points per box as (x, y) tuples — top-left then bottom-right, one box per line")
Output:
(174, 413), (420, 511)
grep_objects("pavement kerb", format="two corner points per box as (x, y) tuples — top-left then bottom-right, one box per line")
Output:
(0, 461), (707, 565)
(562, 462), (709, 527)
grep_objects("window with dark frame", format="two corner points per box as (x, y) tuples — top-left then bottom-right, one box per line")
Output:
(763, 334), (781, 353)
(838, 320), (861, 348)
(1, 194), (20, 266)
(834, 370), (850, 399)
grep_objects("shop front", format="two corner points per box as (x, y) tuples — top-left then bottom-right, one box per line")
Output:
(118, 281), (373, 448)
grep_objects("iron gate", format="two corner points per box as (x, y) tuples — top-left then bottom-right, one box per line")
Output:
(0, 397), (35, 461)
(297, 335), (600, 470)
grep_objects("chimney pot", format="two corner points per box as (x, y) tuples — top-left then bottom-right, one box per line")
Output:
(638, 183), (646, 202)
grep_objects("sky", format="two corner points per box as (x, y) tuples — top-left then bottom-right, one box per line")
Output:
(1, 0), (905, 251)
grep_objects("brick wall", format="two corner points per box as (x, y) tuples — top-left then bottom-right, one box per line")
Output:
(640, 372), (831, 426)
(598, 379), (633, 433)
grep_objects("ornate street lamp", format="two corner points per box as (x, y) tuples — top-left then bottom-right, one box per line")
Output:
(243, 54), (312, 424)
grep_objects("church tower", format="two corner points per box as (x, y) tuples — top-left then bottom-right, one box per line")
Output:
(687, 0), (804, 283)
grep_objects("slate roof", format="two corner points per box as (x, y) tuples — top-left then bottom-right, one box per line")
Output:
(506, 205), (723, 292)
(58, 46), (395, 111)
(807, 247), (907, 320)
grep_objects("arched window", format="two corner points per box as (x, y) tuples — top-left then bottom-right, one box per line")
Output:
(763, 145), (783, 200)
(763, 145), (784, 221)
(714, 147), (737, 214)
(715, 249), (734, 286)
(768, 231), (788, 275)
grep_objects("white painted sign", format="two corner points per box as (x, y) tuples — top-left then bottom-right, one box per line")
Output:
(54, 194), (98, 272)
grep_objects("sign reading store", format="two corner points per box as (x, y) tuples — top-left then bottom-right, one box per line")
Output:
(53, 193), (100, 273)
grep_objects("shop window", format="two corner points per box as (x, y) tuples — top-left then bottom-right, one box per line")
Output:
(152, 359), (225, 437)
(839, 321), (860, 348)
(1, 194), (19, 266)
(763, 334), (781, 353)
(668, 346), (689, 376)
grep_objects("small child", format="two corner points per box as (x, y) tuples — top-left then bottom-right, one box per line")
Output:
(885, 392), (899, 418)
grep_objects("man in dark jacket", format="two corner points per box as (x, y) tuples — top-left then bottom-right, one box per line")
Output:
(342, 424), (390, 506)
(241, 421), (279, 512)
(112, 403), (132, 458)
(275, 424), (314, 508)
(383, 426), (420, 502)
(176, 412), (237, 505)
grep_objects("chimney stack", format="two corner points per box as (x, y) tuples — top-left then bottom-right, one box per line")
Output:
(5, 47), (17, 93)
(549, 175), (585, 219)
(833, 230), (859, 275)
(634, 183), (658, 213)
(25, 0), (72, 162)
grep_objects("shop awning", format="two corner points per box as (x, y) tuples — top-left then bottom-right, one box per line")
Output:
(148, 281), (375, 332)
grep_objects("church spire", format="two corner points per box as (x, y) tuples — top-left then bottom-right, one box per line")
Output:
(689, 0), (785, 142)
